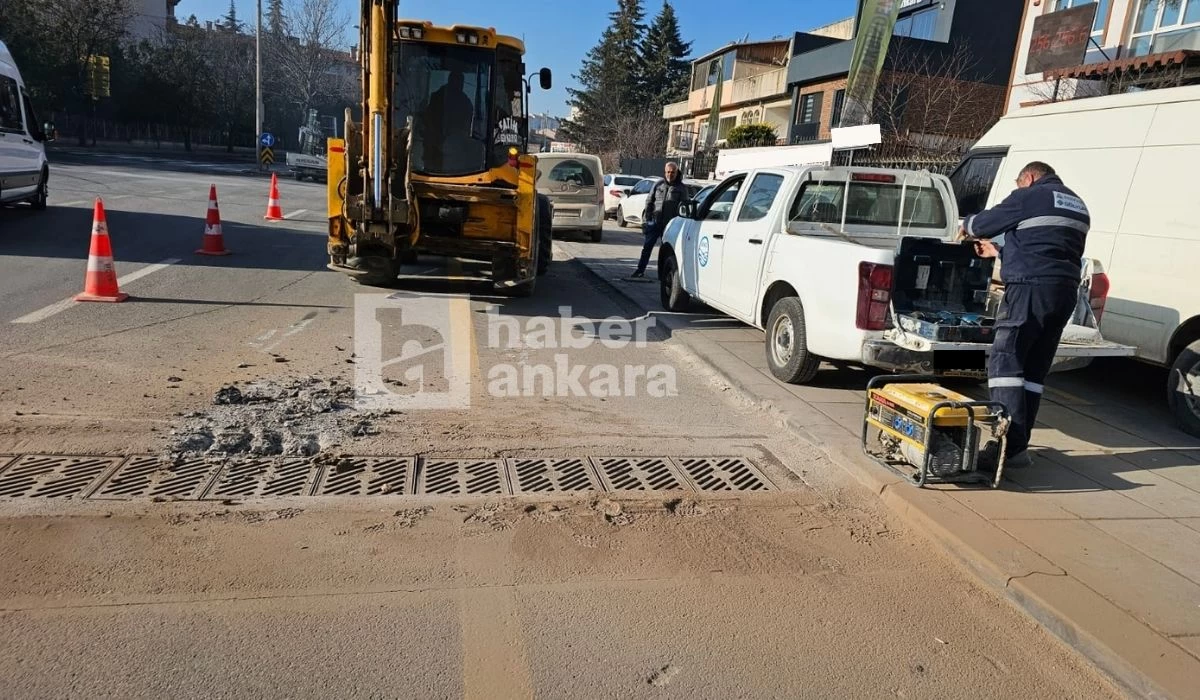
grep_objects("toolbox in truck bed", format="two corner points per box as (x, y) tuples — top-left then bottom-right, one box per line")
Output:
(891, 237), (998, 344)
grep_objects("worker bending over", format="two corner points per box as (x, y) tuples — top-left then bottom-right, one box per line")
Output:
(960, 161), (1089, 470)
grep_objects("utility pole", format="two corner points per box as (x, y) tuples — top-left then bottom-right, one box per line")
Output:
(256, 0), (263, 171)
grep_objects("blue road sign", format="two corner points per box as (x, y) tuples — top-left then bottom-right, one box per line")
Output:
(260, 132), (276, 148)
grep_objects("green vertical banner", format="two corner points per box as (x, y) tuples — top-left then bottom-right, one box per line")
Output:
(840, 0), (902, 128)
(705, 57), (725, 148)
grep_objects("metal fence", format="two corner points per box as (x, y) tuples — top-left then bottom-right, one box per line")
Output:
(831, 150), (964, 175)
(51, 112), (259, 150)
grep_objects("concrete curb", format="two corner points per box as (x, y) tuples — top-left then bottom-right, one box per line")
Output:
(561, 244), (1189, 700)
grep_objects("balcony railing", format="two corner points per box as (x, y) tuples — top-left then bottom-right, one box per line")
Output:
(685, 66), (790, 114)
(662, 101), (690, 119)
(790, 122), (820, 144)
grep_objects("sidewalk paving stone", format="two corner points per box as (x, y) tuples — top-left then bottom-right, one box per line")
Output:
(998, 519), (1200, 638)
(1089, 519), (1200, 585)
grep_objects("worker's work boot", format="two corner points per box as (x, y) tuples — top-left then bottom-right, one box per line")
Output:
(976, 442), (1033, 473)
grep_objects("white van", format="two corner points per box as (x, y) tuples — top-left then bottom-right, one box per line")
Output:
(948, 86), (1200, 435)
(535, 153), (604, 242)
(0, 40), (51, 209)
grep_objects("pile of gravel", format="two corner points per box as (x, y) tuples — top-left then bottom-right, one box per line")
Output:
(167, 378), (383, 458)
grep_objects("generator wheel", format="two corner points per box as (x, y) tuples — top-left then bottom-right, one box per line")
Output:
(765, 297), (820, 384)
(1168, 338), (1200, 438)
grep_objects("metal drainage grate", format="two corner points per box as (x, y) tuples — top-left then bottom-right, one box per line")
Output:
(418, 459), (508, 496)
(91, 456), (222, 500)
(315, 457), (413, 496)
(673, 457), (774, 492)
(0, 455), (122, 499)
(508, 458), (602, 494)
(204, 458), (319, 499)
(592, 457), (688, 492)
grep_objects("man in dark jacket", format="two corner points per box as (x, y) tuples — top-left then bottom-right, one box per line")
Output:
(960, 161), (1089, 469)
(631, 162), (688, 278)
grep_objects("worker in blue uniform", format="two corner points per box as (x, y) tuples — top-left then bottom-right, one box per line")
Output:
(959, 162), (1089, 470)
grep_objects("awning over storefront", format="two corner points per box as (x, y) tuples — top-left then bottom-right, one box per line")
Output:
(1044, 50), (1200, 81)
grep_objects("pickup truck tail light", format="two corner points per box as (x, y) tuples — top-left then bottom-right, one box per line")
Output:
(1089, 271), (1110, 324)
(857, 262), (893, 331)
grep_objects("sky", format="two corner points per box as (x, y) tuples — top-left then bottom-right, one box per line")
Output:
(176, 0), (858, 117)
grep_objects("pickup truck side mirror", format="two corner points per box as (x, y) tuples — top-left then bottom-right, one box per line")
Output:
(678, 202), (695, 219)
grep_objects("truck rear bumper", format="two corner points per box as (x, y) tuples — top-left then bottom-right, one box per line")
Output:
(862, 333), (1137, 378)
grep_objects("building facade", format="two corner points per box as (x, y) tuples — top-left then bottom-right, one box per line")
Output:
(1007, 0), (1200, 114)
(785, 0), (1023, 147)
(129, 0), (181, 41)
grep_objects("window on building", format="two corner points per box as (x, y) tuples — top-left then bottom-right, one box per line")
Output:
(831, 89), (846, 128)
(717, 116), (737, 141)
(1129, 0), (1200, 56)
(893, 7), (939, 41)
(1051, 0), (1112, 36)
(795, 92), (823, 124)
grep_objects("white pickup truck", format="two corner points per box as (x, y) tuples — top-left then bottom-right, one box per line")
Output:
(658, 165), (1133, 384)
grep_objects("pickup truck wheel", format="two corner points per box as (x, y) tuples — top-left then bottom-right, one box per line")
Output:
(659, 253), (690, 312)
(617, 209), (628, 228)
(766, 297), (820, 384)
(1167, 339), (1200, 437)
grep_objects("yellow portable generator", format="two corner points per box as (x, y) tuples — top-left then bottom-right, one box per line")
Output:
(861, 375), (1011, 488)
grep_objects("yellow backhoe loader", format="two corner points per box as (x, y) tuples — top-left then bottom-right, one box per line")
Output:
(327, 1), (554, 295)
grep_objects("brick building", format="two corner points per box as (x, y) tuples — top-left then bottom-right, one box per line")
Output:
(785, 0), (1024, 149)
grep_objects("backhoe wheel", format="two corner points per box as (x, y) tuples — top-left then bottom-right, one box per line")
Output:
(765, 297), (821, 384)
(536, 195), (552, 276)
(1168, 338), (1200, 438)
(659, 251), (690, 312)
(350, 255), (399, 287)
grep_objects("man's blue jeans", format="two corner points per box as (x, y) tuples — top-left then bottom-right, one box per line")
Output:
(635, 221), (663, 274)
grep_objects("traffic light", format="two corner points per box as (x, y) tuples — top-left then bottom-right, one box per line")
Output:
(84, 55), (111, 99)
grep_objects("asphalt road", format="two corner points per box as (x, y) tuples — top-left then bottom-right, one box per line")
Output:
(0, 152), (1121, 698)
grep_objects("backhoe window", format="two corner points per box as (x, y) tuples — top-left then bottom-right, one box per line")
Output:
(395, 42), (493, 177)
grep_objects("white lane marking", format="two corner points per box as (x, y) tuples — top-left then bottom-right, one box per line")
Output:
(283, 209), (307, 219)
(10, 258), (182, 324)
(85, 169), (235, 186)
(56, 200), (86, 207)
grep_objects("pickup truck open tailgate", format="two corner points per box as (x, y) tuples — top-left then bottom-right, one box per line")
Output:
(863, 325), (1135, 376)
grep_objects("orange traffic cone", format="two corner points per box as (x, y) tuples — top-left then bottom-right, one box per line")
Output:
(75, 198), (128, 303)
(264, 173), (284, 221)
(196, 184), (231, 255)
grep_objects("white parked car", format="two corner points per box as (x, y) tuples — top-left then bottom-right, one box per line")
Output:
(0, 40), (52, 210)
(603, 174), (643, 218)
(658, 165), (1132, 384)
(616, 177), (713, 228)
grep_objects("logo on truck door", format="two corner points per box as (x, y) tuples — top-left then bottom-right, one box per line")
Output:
(698, 236), (710, 267)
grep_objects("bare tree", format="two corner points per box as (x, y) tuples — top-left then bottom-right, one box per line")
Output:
(873, 43), (1004, 159)
(268, 0), (353, 127)
(207, 30), (257, 152)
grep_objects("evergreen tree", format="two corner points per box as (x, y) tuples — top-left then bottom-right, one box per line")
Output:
(561, 0), (646, 150)
(637, 1), (691, 107)
(267, 0), (286, 36)
(221, 0), (242, 32)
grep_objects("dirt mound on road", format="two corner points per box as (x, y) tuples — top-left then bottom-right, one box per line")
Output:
(166, 377), (385, 458)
